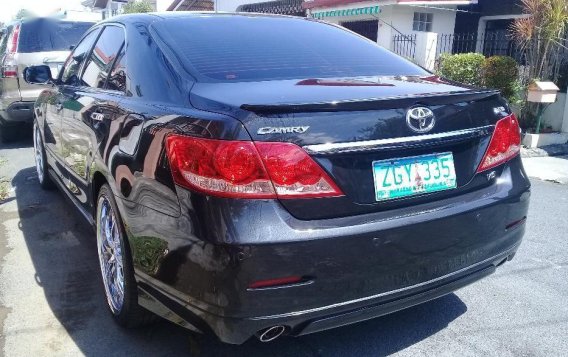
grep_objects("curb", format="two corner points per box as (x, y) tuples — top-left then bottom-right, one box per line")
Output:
(521, 144), (568, 158)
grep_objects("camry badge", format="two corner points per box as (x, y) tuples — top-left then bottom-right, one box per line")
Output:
(257, 126), (310, 135)
(406, 107), (435, 133)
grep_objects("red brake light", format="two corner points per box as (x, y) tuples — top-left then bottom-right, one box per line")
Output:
(165, 135), (343, 199)
(8, 24), (20, 54)
(1, 53), (18, 78)
(477, 114), (521, 173)
(255, 142), (343, 198)
(2, 25), (20, 78)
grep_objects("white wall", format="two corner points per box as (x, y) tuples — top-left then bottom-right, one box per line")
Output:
(542, 93), (567, 132)
(314, 4), (457, 51)
(156, 0), (171, 12)
(62, 10), (103, 22)
(561, 89), (568, 133)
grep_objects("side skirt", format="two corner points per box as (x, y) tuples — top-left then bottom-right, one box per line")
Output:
(48, 167), (95, 227)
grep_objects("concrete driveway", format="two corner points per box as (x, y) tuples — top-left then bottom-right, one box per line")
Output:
(1, 139), (567, 357)
(522, 155), (568, 184)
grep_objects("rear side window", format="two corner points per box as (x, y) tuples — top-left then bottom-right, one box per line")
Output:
(61, 29), (101, 86)
(81, 26), (125, 89)
(18, 19), (94, 53)
(106, 48), (127, 93)
(0, 27), (11, 56)
(152, 16), (428, 82)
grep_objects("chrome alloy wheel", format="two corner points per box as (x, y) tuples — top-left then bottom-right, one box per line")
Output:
(97, 197), (125, 314)
(33, 124), (44, 182)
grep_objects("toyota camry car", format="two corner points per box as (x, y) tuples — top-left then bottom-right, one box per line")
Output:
(24, 13), (530, 344)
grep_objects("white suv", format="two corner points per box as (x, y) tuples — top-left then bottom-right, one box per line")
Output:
(0, 18), (94, 142)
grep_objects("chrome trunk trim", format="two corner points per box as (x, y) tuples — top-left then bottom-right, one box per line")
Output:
(303, 125), (494, 155)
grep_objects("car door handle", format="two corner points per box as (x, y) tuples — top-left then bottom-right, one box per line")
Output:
(91, 112), (106, 122)
(55, 103), (63, 111)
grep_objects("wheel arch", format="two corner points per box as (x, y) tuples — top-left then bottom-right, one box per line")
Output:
(91, 171), (108, 217)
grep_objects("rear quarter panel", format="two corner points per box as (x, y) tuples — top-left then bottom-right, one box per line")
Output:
(16, 51), (70, 101)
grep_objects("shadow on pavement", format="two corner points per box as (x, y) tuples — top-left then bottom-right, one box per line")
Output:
(11, 166), (467, 357)
(0, 126), (33, 150)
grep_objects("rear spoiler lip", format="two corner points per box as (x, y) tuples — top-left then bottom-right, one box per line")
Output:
(240, 89), (501, 114)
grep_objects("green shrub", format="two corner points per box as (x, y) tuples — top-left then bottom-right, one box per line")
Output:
(482, 56), (520, 102)
(122, 0), (153, 14)
(437, 53), (486, 87)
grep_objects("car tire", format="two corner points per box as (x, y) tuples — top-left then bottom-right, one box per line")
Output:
(96, 184), (155, 327)
(33, 122), (54, 190)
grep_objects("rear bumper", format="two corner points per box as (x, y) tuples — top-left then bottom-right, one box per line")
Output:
(122, 156), (530, 344)
(0, 101), (35, 125)
(137, 243), (520, 344)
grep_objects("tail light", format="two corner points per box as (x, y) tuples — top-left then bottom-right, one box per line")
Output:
(477, 113), (521, 173)
(1, 25), (20, 79)
(8, 24), (20, 54)
(165, 135), (343, 199)
(1, 54), (18, 78)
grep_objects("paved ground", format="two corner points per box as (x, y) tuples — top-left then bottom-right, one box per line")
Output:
(522, 155), (568, 184)
(1, 138), (567, 357)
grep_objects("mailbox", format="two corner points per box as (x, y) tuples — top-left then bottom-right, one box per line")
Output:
(527, 81), (560, 103)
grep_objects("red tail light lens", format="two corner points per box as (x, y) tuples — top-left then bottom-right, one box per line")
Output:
(166, 135), (275, 198)
(2, 25), (20, 78)
(165, 135), (343, 199)
(8, 24), (20, 54)
(1, 53), (18, 79)
(255, 142), (342, 198)
(477, 114), (521, 173)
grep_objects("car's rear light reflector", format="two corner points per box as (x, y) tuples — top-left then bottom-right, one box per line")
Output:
(165, 135), (343, 199)
(248, 276), (303, 290)
(477, 114), (521, 173)
(505, 216), (527, 230)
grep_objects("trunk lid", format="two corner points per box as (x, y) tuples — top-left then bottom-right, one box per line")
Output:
(190, 76), (508, 220)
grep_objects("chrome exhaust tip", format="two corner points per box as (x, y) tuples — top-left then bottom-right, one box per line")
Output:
(256, 325), (287, 342)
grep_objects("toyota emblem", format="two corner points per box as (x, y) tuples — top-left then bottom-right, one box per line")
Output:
(406, 107), (435, 133)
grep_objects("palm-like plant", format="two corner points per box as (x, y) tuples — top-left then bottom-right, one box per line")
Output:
(511, 0), (568, 130)
(512, 0), (568, 84)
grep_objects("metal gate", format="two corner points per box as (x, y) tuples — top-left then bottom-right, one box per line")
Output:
(392, 34), (417, 60)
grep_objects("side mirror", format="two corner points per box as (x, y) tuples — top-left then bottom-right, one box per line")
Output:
(23, 65), (54, 85)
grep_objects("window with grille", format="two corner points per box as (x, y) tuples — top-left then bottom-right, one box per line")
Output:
(413, 12), (433, 32)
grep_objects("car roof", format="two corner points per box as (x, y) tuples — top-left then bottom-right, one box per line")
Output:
(5, 17), (94, 25)
(101, 11), (305, 26)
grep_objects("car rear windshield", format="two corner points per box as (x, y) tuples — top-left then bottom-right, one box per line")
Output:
(152, 16), (428, 82)
(18, 19), (94, 53)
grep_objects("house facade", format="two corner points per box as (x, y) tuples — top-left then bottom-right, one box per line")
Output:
(455, 0), (568, 133)
(302, 0), (474, 51)
(455, 0), (525, 40)
(82, 0), (161, 18)
(82, 0), (129, 18)
(452, 0), (527, 58)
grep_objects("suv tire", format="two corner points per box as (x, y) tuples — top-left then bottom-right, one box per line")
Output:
(33, 122), (54, 189)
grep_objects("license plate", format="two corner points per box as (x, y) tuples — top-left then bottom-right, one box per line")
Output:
(372, 152), (457, 201)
